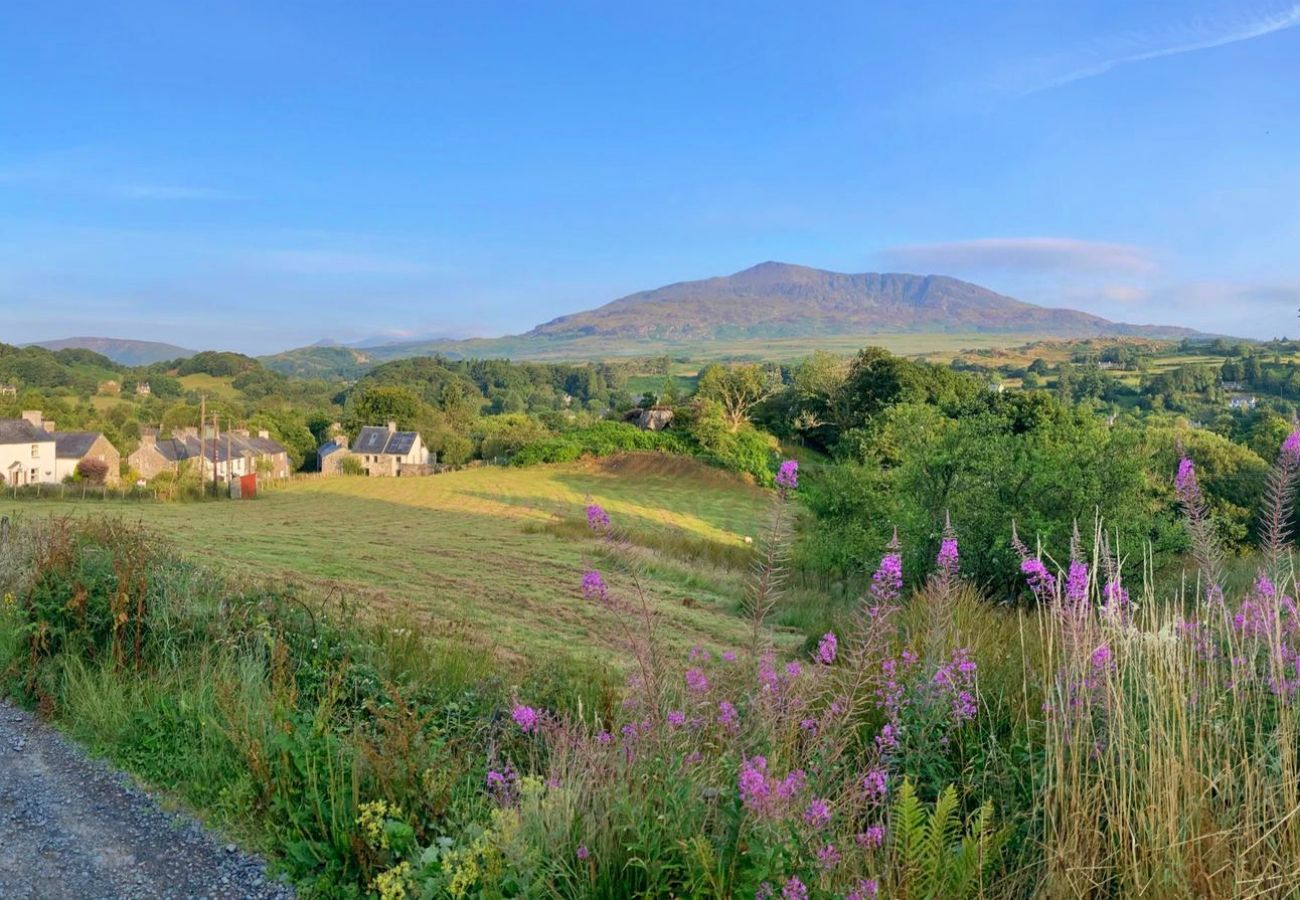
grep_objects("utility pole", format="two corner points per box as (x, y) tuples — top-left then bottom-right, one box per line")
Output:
(212, 413), (220, 497)
(199, 395), (207, 497)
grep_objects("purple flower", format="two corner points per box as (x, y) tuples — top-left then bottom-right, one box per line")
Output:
(816, 843), (840, 870)
(486, 770), (507, 788)
(1102, 580), (1130, 616)
(511, 704), (539, 733)
(1021, 557), (1056, 602)
(800, 718), (818, 734)
(815, 631), (838, 665)
(847, 879), (880, 900)
(1066, 560), (1089, 607)
(785, 661), (802, 679)
(804, 797), (831, 828)
(1091, 645), (1113, 670)
(862, 767), (888, 802)
(738, 756), (771, 809)
(581, 569), (608, 601)
(777, 769), (806, 801)
(722, 650), (738, 662)
(870, 551), (903, 606)
(576, 844), (589, 860)
(856, 825), (885, 850)
(667, 710), (686, 727)
(782, 876), (808, 900)
(596, 730), (613, 745)
(1175, 457), (1198, 506)
(688, 645), (711, 662)
(775, 459), (799, 490)
(717, 700), (738, 729)
(586, 503), (610, 530)
(936, 537), (959, 579)
(1283, 430), (1300, 464)
(685, 668), (710, 693)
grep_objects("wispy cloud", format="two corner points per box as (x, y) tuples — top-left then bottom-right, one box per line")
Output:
(878, 237), (1158, 275)
(1014, 2), (1300, 94)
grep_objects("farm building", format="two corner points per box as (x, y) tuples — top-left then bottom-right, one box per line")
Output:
(130, 426), (291, 482)
(319, 421), (429, 476)
(0, 412), (57, 486)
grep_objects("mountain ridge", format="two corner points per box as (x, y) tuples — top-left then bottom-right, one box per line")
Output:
(27, 336), (195, 366)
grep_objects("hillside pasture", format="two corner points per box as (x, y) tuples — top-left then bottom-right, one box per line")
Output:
(13, 454), (778, 667)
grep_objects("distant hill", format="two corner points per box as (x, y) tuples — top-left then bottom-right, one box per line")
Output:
(29, 337), (195, 366)
(529, 262), (1196, 342)
(262, 262), (1201, 376)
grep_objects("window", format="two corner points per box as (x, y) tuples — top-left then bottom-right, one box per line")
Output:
(30, 444), (39, 458)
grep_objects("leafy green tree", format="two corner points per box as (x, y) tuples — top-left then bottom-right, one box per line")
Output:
(343, 386), (423, 436)
(695, 363), (779, 430)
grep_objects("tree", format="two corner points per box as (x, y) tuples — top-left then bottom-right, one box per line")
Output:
(75, 457), (110, 485)
(344, 386), (423, 435)
(695, 363), (779, 431)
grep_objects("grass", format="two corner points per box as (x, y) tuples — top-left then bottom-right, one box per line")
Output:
(178, 372), (240, 398)
(12, 454), (779, 667)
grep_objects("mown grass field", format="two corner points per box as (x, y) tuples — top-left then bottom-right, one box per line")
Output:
(12, 454), (779, 667)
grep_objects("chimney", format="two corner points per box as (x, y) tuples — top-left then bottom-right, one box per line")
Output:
(387, 420), (398, 434)
(141, 432), (157, 448)
(258, 429), (270, 440)
(20, 410), (42, 429)
(335, 433), (349, 450)
(42, 420), (55, 433)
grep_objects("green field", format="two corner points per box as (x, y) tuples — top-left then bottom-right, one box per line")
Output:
(12, 454), (779, 666)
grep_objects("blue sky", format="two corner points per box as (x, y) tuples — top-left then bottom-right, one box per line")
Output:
(3, 0), (1299, 353)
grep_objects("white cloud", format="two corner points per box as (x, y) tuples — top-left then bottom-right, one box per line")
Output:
(1004, 2), (1300, 95)
(879, 237), (1158, 275)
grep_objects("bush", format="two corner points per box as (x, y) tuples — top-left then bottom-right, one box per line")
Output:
(511, 421), (690, 466)
(74, 457), (110, 485)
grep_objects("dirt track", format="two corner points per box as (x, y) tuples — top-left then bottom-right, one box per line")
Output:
(0, 698), (293, 899)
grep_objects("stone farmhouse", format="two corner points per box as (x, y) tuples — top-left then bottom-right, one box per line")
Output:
(0, 411), (120, 486)
(318, 422), (429, 476)
(130, 426), (291, 483)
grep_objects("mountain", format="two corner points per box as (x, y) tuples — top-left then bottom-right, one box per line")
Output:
(262, 263), (1201, 376)
(29, 337), (195, 366)
(527, 262), (1194, 341)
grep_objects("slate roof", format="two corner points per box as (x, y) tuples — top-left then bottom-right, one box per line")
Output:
(318, 440), (345, 457)
(354, 426), (421, 456)
(0, 419), (54, 445)
(144, 432), (288, 463)
(52, 431), (104, 459)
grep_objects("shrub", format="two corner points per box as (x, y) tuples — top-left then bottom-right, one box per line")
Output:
(75, 457), (110, 485)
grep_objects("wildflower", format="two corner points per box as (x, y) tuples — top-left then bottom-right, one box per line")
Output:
(581, 569), (608, 602)
(777, 769), (806, 801)
(717, 700), (738, 729)
(815, 631), (838, 665)
(785, 661), (802, 679)
(596, 730), (613, 745)
(800, 718), (818, 734)
(685, 668), (710, 693)
(511, 704), (539, 733)
(1174, 457), (1199, 506)
(1091, 645), (1113, 670)
(856, 825), (886, 849)
(1102, 579), (1130, 616)
(586, 503), (610, 530)
(775, 459), (799, 490)
(486, 770), (507, 789)
(1283, 430), (1300, 463)
(1066, 560), (1089, 607)
(739, 756), (771, 809)
(803, 796), (831, 828)
(862, 767), (888, 802)
(722, 650), (738, 662)
(782, 875), (808, 900)
(816, 843), (840, 870)
(1020, 557), (1056, 602)
(667, 710), (686, 727)
(689, 645), (711, 662)
(576, 845), (589, 860)
(847, 879), (880, 900)
(869, 550), (903, 607)
(756, 884), (775, 900)
(875, 723), (898, 753)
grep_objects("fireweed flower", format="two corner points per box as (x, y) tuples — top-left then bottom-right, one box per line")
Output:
(1091, 645), (1113, 670)
(782, 876), (808, 900)
(581, 569), (608, 601)
(862, 767), (888, 802)
(717, 700), (738, 728)
(1066, 560), (1089, 608)
(777, 769), (807, 801)
(667, 710), (686, 727)
(816, 843), (840, 870)
(856, 825), (886, 850)
(870, 550), (903, 608)
(586, 503), (610, 531)
(576, 845), (589, 860)
(785, 661), (803, 679)
(847, 879), (881, 900)
(775, 459), (799, 490)
(685, 668), (710, 693)
(1102, 580), (1130, 617)
(816, 631), (838, 665)
(936, 536), (959, 581)
(738, 756), (771, 810)
(1021, 557), (1056, 603)
(511, 704), (539, 733)
(722, 650), (738, 662)
(804, 797), (831, 828)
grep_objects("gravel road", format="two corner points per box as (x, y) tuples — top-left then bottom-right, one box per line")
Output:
(0, 697), (294, 899)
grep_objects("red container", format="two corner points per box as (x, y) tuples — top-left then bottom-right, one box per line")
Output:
(239, 473), (257, 499)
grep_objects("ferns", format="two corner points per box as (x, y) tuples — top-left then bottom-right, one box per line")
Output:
(889, 780), (1006, 899)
